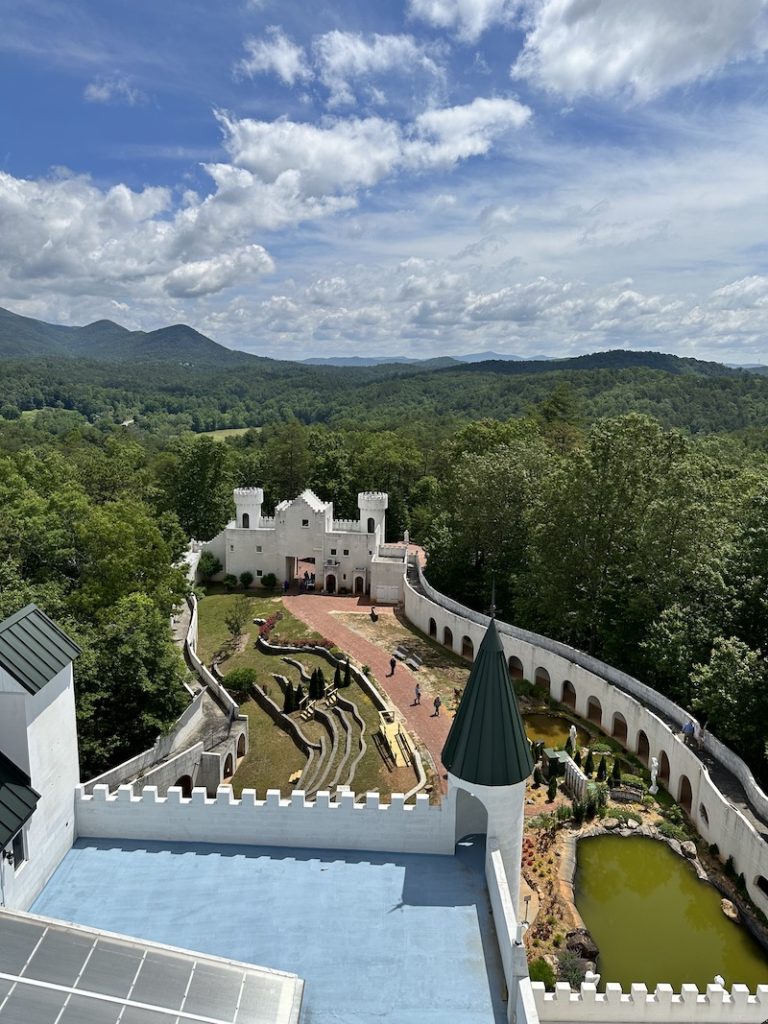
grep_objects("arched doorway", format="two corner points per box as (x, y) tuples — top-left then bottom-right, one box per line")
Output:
(367, 517), (375, 534)
(428, 617), (437, 638)
(678, 774), (693, 814)
(354, 575), (365, 595)
(175, 775), (193, 798)
(534, 667), (550, 694)
(587, 696), (602, 727)
(612, 712), (628, 745)
(454, 787), (489, 842)
(241, 512), (250, 529)
(561, 680), (576, 709)
(636, 730), (650, 765)
(461, 636), (474, 660)
(508, 656), (524, 680)
(223, 753), (234, 778)
(325, 574), (337, 594)
(443, 626), (453, 648)
(659, 751), (670, 787)
(237, 733), (246, 758)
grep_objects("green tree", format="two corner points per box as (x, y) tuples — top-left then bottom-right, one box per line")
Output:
(239, 570), (254, 590)
(283, 682), (295, 714)
(198, 551), (222, 580)
(224, 595), (251, 644)
(597, 756), (607, 782)
(163, 436), (234, 540)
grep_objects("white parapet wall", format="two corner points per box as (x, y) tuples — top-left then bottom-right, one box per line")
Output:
(404, 565), (768, 915)
(532, 982), (768, 1024)
(76, 784), (457, 856)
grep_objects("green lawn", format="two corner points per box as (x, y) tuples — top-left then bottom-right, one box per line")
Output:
(197, 427), (259, 441)
(231, 698), (306, 798)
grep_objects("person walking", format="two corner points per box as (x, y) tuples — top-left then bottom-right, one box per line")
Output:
(388, 656), (397, 677)
(433, 695), (442, 717)
(414, 683), (421, 705)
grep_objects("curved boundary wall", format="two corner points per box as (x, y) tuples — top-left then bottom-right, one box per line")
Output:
(404, 564), (768, 916)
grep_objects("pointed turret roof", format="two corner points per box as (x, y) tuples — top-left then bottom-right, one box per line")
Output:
(442, 618), (533, 787)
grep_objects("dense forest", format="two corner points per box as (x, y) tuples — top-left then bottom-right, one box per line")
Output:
(1, 345), (767, 787)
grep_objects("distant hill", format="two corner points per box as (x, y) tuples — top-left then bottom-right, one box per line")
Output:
(302, 350), (552, 366)
(0, 306), (256, 366)
(445, 349), (744, 379)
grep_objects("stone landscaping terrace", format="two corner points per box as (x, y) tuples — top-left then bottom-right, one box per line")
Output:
(32, 834), (507, 1024)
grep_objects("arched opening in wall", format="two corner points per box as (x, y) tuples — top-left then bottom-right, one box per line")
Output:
(534, 667), (550, 694)
(636, 730), (650, 765)
(699, 804), (709, 826)
(428, 617), (437, 638)
(354, 576), (365, 595)
(325, 574), (336, 594)
(174, 775), (193, 798)
(659, 751), (670, 787)
(241, 512), (250, 529)
(508, 656), (524, 680)
(454, 787), (489, 844)
(561, 680), (576, 709)
(612, 712), (628, 745)
(367, 517), (375, 534)
(223, 753), (234, 778)
(237, 733), (246, 758)
(756, 876), (768, 898)
(461, 636), (474, 661)
(678, 774), (693, 814)
(586, 696), (602, 727)
(443, 626), (453, 649)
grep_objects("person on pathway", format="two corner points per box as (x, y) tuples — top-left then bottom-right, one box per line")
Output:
(388, 656), (397, 676)
(413, 683), (421, 705)
(432, 695), (442, 717)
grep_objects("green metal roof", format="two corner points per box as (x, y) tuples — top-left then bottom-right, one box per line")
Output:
(0, 751), (39, 849)
(0, 604), (80, 696)
(442, 618), (534, 787)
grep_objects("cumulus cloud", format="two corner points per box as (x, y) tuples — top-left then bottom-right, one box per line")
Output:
(312, 31), (445, 106)
(512, 0), (768, 101)
(411, 96), (530, 163)
(84, 75), (146, 105)
(164, 244), (273, 297)
(237, 26), (311, 85)
(408, 0), (518, 41)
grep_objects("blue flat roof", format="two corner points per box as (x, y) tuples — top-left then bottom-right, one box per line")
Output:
(33, 836), (506, 1024)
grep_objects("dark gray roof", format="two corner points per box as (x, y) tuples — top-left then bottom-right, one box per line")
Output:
(0, 604), (80, 696)
(0, 752), (39, 849)
(442, 618), (534, 787)
(0, 908), (304, 1024)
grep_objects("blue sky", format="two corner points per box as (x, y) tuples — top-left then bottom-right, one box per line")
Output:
(2, 0), (768, 361)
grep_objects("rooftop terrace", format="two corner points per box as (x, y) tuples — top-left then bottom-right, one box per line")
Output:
(32, 835), (506, 1024)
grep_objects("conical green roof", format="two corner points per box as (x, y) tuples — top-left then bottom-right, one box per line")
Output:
(442, 619), (534, 787)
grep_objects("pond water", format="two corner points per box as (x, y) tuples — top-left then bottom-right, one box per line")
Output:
(524, 713), (589, 749)
(576, 835), (768, 991)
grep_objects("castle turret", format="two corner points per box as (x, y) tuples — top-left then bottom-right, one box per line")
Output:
(234, 487), (263, 530)
(358, 492), (388, 540)
(442, 617), (533, 911)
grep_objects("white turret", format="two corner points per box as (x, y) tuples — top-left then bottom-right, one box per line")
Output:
(234, 487), (263, 530)
(358, 492), (388, 540)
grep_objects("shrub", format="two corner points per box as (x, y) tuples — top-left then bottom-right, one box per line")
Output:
(574, 750), (582, 768)
(198, 551), (222, 580)
(572, 800), (585, 825)
(514, 678), (536, 697)
(547, 777), (558, 802)
(295, 683), (305, 707)
(334, 664), (342, 689)
(584, 750), (595, 776)
(533, 766), (544, 787)
(610, 758), (622, 784)
(565, 736), (574, 756)
(724, 855), (736, 879)
(283, 682), (295, 714)
(223, 574), (238, 592)
(596, 756), (607, 782)
(239, 571), (254, 590)
(224, 667), (257, 699)
(621, 773), (645, 789)
(584, 797), (597, 821)
(343, 660), (352, 687)
(556, 804), (571, 822)
(529, 958), (556, 990)
(224, 595), (251, 642)
(708, 843), (719, 858)
(361, 664), (371, 677)
(557, 949), (586, 987)
(658, 821), (689, 842)
(261, 572), (277, 589)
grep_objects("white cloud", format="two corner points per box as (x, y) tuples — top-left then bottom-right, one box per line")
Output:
(237, 27), (311, 85)
(164, 244), (273, 297)
(512, 0), (768, 101)
(312, 31), (444, 106)
(83, 75), (146, 105)
(411, 96), (531, 164)
(408, 0), (518, 41)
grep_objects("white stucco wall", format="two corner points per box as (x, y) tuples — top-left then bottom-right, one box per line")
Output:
(1, 664), (80, 911)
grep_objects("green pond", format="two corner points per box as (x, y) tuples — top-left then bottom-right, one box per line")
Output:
(576, 835), (768, 990)
(524, 713), (589, 748)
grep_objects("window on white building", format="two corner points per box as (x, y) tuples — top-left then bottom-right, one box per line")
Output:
(343, 549), (349, 556)
(256, 545), (262, 552)
(256, 569), (263, 577)
(302, 519), (309, 527)
(230, 545), (234, 551)
(330, 548), (337, 555)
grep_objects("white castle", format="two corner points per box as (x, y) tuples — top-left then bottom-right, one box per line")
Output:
(202, 487), (407, 602)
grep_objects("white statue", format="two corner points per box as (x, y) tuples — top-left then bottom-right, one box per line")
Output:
(649, 756), (659, 795)
(569, 724), (578, 751)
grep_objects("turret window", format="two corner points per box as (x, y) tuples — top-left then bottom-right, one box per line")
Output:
(242, 513), (250, 529)
(302, 519), (309, 528)
(367, 517), (375, 533)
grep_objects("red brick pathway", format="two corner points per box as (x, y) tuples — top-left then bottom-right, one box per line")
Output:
(283, 594), (450, 790)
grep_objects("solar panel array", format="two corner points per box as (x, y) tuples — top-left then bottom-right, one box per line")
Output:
(0, 911), (302, 1024)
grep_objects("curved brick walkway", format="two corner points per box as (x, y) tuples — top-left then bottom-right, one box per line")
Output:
(283, 594), (451, 790)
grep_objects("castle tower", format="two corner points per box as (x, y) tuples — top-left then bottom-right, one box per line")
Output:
(442, 617), (534, 911)
(358, 492), (388, 540)
(234, 487), (263, 530)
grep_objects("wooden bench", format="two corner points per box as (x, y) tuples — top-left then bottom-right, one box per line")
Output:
(393, 645), (409, 661)
(405, 653), (423, 672)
